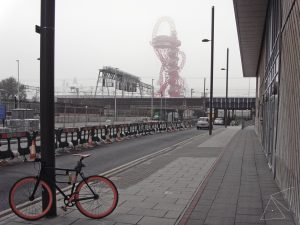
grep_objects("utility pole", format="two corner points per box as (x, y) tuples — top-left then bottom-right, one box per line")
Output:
(203, 78), (206, 115)
(202, 6), (215, 135)
(114, 68), (118, 122)
(63, 103), (66, 127)
(16, 60), (20, 108)
(221, 48), (229, 128)
(85, 105), (88, 126)
(151, 79), (154, 119)
(164, 96), (167, 121)
(209, 6), (215, 135)
(160, 92), (162, 121)
(37, 0), (56, 216)
(225, 48), (229, 128)
(73, 107), (76, 128)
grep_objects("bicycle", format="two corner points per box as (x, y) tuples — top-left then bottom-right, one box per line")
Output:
(9, 154), (119, 221)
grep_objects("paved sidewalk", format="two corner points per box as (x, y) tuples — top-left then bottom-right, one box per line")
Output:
(0, 126), (297, 225)
(179, 127), (297, 225)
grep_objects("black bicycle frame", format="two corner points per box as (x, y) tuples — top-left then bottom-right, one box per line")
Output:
(30, 162), (97, 203)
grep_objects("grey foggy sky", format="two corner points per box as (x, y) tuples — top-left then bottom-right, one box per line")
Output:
(0, 0), (256, 97)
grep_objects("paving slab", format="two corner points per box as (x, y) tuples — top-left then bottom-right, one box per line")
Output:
(179, 127), (297, 225)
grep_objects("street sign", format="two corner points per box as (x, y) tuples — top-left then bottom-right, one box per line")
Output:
(0, 104), (6, 120)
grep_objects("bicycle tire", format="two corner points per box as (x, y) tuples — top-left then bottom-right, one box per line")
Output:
(9, 176), (53, 221)
(75, 175), (118, 219)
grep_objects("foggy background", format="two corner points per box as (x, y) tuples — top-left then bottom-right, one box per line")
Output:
(0, 0), (256, 98)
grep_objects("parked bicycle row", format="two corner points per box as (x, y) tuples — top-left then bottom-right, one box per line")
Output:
(0, 121), (194, 161)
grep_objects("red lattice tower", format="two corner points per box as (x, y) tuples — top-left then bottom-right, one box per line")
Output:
(151, 17), (186, 97)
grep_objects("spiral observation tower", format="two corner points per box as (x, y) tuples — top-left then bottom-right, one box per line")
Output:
(151, 17), (186, 97)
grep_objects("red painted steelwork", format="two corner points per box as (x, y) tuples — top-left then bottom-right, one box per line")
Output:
(151, 17), (186, 97)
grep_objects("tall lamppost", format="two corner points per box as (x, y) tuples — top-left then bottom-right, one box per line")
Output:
(114, 68), (118, 122)
(16, 59), (20, 108)
(85, 105), (88, 126)
(221, 48), (229, 128)
(160, 91), (163, 121)
(164, 95), (167, 121)
(202, 6), (215, 135)
(151, 79), (154, 119)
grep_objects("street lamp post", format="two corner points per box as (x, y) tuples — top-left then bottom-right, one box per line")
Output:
(164, 96), (167, 121)
(73, 107), (76, 128)
(221, 48), (229, 128)
(99, 108), (101, 125)
(151, 79), (154, 119)
(160, 92), (163, 121)
(85, 105), (88, 126)
(202, 6), (215, 135)
(63, 103), (66, 128)
(114, 68), (118, 122)
(203, 78), (207, 116)
(16, 60), (20, 108)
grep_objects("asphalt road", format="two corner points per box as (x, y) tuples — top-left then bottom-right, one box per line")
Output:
(0, 127), (215, 212)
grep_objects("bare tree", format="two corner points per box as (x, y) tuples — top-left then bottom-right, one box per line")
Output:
(0, 77), (27, 101)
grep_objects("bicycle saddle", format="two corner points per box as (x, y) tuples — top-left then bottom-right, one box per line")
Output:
(73, 154), (91, 159)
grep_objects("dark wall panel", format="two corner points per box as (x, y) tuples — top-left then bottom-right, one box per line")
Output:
(276, 0), (300, 223)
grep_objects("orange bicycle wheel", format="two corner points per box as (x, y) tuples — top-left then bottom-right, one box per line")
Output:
(9, 176), (53, 220)
(75, 175), (118, 219)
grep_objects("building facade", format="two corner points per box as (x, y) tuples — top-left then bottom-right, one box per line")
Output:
(233, 0), (300, 223)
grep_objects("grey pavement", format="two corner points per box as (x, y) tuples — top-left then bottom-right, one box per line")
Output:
(179, 126), (297, 225)
(0, 126), (297, 225)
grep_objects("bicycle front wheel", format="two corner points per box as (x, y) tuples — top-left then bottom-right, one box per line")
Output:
(75, 175), (118, 219)
(9, 176), (53, 220)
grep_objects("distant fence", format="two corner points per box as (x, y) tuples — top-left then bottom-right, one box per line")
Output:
(0, 120), (195, 161)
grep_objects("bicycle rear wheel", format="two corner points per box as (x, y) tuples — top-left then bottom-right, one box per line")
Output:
(9, 176), (53, 220)
(75, 175), (118, 219)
